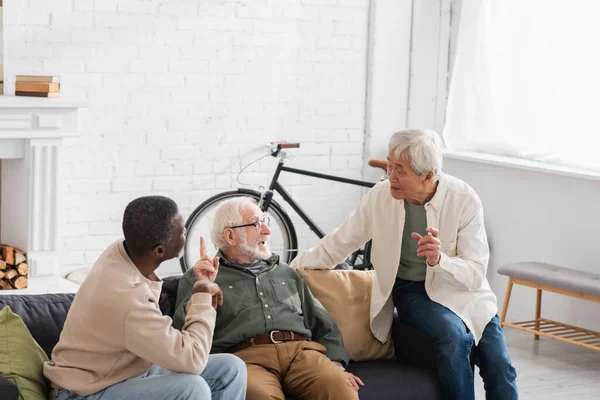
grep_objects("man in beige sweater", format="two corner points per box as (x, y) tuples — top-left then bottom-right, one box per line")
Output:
(44, 196), (247, 400)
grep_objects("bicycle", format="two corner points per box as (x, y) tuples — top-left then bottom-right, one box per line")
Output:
(179, 142), (388, 273)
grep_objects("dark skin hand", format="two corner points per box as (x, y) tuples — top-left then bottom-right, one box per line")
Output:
(190, 280), (223, 310)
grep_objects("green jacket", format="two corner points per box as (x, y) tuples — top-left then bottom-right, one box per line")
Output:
(173, 253), (350, 366)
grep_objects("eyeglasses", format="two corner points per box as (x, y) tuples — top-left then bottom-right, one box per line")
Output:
(229, 216), (271, 231)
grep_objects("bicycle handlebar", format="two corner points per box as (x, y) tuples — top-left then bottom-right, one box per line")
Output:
(275, 142), (300, 149)
(368, 159), (388, 171)
(268, 142), (300, 158)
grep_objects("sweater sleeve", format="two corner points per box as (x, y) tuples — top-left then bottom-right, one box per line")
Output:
(124, 292), (216, 374)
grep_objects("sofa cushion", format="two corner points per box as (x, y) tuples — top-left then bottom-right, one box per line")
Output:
(0, 306), (50, 400)
(65, 267), (92, 286)
(392, 313), (438, 369)
(346, 360), (442, 400)
(296, 269), (395, 361)
(159, 276), (180, 317)
(0, 376), (19, 400)
(0, 294), (74, 359)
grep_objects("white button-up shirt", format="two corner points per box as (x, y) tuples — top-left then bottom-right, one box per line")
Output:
(291, 174), (498, 345)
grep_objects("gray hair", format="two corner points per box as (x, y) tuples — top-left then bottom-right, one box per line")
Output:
(388, 129), (443, 181)
(210, 197), (258, 249)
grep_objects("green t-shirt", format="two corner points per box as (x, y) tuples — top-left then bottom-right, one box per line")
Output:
(397, 201), (428, 281)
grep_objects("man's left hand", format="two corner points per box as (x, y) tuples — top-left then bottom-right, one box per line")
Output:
(333, 362), (364, 391)
(411, 227), (441, 266)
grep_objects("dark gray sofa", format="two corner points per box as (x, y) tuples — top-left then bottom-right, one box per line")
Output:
(0, 277), (443, 400)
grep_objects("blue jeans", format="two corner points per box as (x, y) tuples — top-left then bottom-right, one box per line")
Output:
(393, 279), (518, 400)
(52, 354), (247, 400)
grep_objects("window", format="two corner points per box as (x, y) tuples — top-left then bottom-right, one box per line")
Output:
(443, 0), (600, 171)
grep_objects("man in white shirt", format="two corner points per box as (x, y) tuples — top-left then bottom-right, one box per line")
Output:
(291, 129), (518, 400)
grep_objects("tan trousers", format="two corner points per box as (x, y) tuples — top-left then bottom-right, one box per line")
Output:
(233, 341), (359, 400)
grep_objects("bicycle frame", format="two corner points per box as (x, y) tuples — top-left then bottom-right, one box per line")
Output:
(260, 160), (375, 239)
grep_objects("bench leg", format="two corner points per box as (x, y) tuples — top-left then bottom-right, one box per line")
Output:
(500, 277), (514, 325)
(535, 289), (542, 340)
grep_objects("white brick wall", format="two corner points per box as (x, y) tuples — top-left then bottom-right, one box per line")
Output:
(4, 0), (370, 276)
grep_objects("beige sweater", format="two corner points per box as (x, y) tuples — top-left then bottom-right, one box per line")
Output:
(44, 241), (216, 396)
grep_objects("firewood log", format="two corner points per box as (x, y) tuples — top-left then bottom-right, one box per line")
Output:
(0, 260), (6, 270)
(15, 253), (26, 265)
(11, 276), (27, 290)
(4, 269), (18, 280)
(0, 270), (4, 280)
(1, 246), (14, 265)
(16, 263), (28, 276)
(0, 279), (12, 290)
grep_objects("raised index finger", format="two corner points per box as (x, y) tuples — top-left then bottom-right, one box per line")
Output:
(200, 236), (207, 259)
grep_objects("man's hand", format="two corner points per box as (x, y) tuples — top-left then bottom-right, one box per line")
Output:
(411, 227), (441, 266)
(192, 236), (219, 282)
(192, 280), (223, 310)
(333, 361), (364, 391)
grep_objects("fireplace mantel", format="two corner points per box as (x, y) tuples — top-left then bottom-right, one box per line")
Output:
(0, 96), (85, 108)
(0, 95), (85, 294)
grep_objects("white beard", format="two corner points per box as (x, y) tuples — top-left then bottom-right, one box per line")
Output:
(240, 235), (272, 260)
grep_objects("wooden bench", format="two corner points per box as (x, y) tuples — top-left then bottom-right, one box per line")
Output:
(498, 262), (600, 351)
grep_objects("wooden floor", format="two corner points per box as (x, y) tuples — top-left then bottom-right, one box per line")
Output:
(474, 329), (600, 399)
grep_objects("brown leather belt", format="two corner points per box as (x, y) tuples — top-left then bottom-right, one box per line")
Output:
(228, 330), (309, 353)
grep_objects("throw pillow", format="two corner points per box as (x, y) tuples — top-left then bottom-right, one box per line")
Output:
(66, 267), (92, 285)
(296, 269), (395, 361)
(0, 306), (49, 400)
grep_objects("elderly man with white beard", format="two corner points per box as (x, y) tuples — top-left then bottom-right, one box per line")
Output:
(172, 197), (363, 400)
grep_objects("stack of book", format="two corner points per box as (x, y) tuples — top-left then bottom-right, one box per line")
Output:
(15, 75), (60, 98)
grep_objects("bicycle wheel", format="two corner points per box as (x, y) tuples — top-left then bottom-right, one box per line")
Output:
(180, 190), (298, 272)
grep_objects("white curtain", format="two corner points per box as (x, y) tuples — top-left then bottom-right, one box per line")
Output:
(443, 0), (600, 171)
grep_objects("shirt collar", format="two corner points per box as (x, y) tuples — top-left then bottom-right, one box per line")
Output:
(424, 173), (447, 211)
(215, 249), (280, 270)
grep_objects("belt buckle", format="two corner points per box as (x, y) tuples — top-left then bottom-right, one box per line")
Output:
(269, 330), (282, 344)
